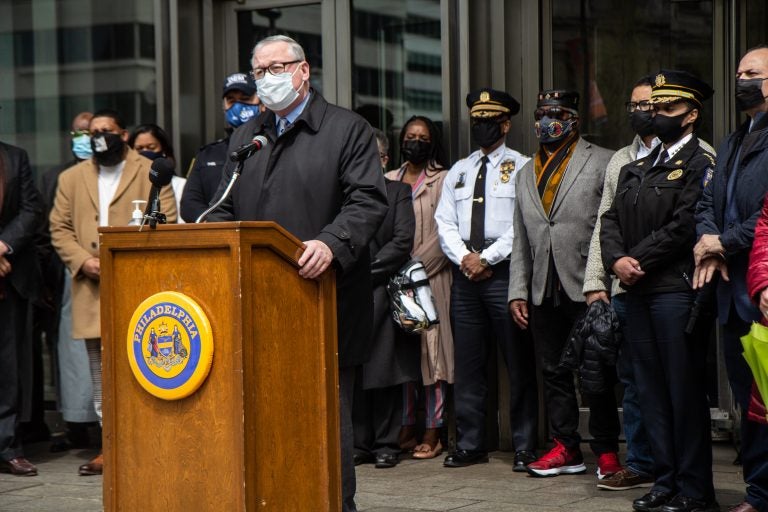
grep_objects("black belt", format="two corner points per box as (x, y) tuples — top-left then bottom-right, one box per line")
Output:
(463, 238), (497, 252)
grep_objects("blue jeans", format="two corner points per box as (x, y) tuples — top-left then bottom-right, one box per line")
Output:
(612, 294), (654, 477)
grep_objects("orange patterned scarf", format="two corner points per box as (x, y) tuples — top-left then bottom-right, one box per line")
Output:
(535, 133), (578, 216)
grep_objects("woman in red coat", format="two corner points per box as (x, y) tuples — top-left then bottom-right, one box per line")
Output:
(748, 195), (768, 310)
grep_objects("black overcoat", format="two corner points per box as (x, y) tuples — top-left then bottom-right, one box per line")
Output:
(208, 92), (389, 368)
(363, 179), (419, 389)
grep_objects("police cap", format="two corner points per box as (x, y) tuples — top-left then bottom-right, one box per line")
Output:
(466, 88), (520, 118)
(650, 70), (713, 108)
(222, 72), (257, 98)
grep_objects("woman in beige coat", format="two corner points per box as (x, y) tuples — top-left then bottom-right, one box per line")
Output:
(385, 116), (453, 459)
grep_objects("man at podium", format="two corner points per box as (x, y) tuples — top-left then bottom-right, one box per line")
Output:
(207, 35), (388, 512)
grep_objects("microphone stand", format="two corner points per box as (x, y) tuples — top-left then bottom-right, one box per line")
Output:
(196, 159), (246, 224)
(139, 194), (168, 231)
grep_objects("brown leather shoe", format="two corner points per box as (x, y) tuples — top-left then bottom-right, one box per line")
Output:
(0, 457), (38, 476)
(728, 502), (759, 512)
(78, 453), (103, 476)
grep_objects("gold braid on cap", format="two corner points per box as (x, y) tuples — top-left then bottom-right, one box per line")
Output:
(470, 103), (511, 118)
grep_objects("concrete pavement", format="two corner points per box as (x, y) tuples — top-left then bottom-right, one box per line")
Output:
(0, 442), (748, 511)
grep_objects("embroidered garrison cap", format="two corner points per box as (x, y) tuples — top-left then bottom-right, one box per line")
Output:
(537, 89), (580, 113)
(650, 69), (713, 108)
(466, 88), (520, 118)
(222, 72), (257, 98)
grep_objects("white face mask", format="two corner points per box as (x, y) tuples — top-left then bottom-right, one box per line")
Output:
(255, 65), (301, 112)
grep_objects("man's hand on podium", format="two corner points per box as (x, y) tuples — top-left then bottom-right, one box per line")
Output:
(298, 240), (333, 279)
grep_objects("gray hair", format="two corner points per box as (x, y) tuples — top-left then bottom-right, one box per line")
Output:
(252, 35), (306, 63)
(372, 128), (389, 153)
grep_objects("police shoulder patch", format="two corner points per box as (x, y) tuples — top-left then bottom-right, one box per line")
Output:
(126, 292), (214, 400)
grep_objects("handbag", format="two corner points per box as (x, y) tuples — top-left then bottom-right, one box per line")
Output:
(386, 259), (439, 334)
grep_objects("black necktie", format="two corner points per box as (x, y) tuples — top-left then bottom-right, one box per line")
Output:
(656, 148), (668, 166)
(469, 156), (489, 251)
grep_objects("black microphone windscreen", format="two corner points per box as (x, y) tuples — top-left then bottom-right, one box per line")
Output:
(149, 157), (175, 187)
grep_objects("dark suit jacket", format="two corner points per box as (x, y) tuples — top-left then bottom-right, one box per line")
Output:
(0, 141), (43, 300)
(208, 91), (389, 367)
(696, 115), (768, 324)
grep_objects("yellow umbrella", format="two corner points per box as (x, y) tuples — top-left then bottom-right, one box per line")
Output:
(740, 322), (768, 405)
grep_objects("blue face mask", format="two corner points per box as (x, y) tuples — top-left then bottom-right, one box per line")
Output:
(139, 150), (164, 161)
(71, 133), (93, 160)
(535, 116), (577, 144)
(225, 102), (260, 127)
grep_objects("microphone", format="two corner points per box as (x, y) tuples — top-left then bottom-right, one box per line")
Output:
(230, 134), (268, 162)
(141, 157), (175, 229)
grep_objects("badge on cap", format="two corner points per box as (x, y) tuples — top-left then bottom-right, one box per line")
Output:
(655, 73), (666, 87)
(480, 91), (490, 102)
(667, 169), (683, 180)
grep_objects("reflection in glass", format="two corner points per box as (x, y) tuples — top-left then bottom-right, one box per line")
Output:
(236, 5), (323, 95)
(551, 0), (713, 150)
(0, 1), (157, 177)
(351, 0), (442, 166)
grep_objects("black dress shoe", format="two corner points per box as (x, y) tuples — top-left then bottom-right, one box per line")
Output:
(513, 450), (537, 473)
(443, 450), (489, 468)
(374, 453), (399, 469)
(633, 491), (672, 511)
(661, 495), (720, 512)
(353, 452), (374, 466)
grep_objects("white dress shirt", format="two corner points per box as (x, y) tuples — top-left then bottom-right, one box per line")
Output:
(435, 144), (530, 266)
(97, 161), (125, 226)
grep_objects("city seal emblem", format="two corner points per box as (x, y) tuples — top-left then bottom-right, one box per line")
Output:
(126, 291), (213, 400)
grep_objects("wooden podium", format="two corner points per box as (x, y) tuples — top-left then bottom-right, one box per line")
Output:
(99, 222), (340, 511)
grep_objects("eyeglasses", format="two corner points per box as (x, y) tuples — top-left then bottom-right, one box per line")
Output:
(533, 107), (574, 121)
(250, 60), (301, 80)
(625, 101), (653, 113)
(70, 129), (90, 137)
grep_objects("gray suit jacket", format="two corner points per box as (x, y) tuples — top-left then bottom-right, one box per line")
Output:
(508, 137), (614, 306)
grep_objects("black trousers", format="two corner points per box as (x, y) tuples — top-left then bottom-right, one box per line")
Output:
(530, 292), (620, 454)
(0, 285), (25, 461)
(723, 308), (768, 511)
(450, 263), (538, 452)
(625, 291), (714, 502)
(352, 371), (402, 457)
(339, 366), (357, 512)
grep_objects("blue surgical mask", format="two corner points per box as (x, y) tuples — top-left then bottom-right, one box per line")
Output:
(225, 102), (260, 127)
(71, 133), (93, 160)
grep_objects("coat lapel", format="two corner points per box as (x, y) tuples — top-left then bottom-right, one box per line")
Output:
(111, 149), (142, 207)
(522, 160), (548, 221)
(549, 137), (589, 217)
(82, 160), (100, 212)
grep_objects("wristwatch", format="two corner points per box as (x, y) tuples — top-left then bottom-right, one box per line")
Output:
(479, 256), (489, 268)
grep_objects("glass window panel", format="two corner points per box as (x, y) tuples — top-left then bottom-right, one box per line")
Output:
(351, 0), (442, 167)
(0, 1), (157, 179)
(236, 5), (323, 95)
(551, 0), (714, 150)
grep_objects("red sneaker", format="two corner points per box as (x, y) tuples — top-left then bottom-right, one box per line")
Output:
(596, 452), (623, 480)
(526, 439), (586, 477)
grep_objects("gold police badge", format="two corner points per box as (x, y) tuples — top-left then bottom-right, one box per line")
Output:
(655, 73), (666, 87)
(499, 159), (516, 183)
(667, 169), (684, 180)
(480, 91), (490, 102)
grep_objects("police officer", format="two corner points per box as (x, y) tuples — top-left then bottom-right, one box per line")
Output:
(435, 88), (538, 470)
(600, 70), (718, 512)
(180, 72), (261, 222)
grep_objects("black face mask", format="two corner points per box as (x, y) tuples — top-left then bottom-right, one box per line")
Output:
(400, 140), (432, 166)
(471, 119), (503, 148)
(91, 133), (125, 167)
(139, 150), (164, 161)
(629, 110), (655, 138)
(735, 78), (767, 112)
(652, 110), (691, 144)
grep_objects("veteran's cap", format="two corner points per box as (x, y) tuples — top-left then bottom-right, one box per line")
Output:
(466, 88), (520, 118)
(650, 70), (713, 108)
(536, 89), (580, 113)
(222, 72), (257, 98)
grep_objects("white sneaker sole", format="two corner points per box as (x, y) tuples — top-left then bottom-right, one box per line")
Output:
(526, 463), (587, 477)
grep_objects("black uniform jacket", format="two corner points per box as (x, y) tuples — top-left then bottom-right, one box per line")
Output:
(208, 91), (389, 368)
(180, 137), (230, 223)
(600, 136), (715, 294)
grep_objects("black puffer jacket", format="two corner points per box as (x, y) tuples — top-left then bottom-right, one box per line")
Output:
(560, 300), (621, 393)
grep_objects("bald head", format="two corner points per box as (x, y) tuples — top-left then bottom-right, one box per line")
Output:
(72, 112), (93, 132)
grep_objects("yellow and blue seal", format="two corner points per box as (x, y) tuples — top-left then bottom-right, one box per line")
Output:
(126, 291), (213, 400)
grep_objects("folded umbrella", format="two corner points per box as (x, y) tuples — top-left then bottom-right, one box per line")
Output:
(740, 322), (768, 406)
